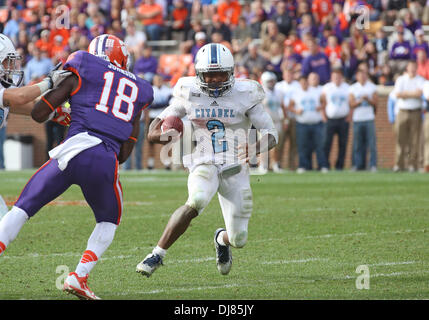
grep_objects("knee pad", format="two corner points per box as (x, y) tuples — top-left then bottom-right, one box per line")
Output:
(229, 230), (248, 248)
(186, 165), (217, 213)
(239, 188), (253, 218)
(186, 188), (210, 213)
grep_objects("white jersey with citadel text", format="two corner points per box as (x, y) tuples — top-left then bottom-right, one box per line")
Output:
(158, 76), (278, 171)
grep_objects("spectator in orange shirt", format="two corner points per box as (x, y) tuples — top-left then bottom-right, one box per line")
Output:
(312, 0), (333, 24)
(324, 35), (342, 61)
(35, 30), (52, 57)
(138, 0), (164, 41)
(287, 30), (308, 56)
(217, 0), (242, 28)
(170, 0), (190, 41)
(49, 21), (70, 48)
(50, 35), (66, 60)
(417, 49), (429, 80)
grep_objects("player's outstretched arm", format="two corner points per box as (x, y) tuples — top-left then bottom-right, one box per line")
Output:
(3, 63), (72, 113)
(118, 110), (142, 164)
(31, 74), (78, 123)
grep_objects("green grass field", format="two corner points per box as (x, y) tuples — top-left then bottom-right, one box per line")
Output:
(0, 169), (428, 300)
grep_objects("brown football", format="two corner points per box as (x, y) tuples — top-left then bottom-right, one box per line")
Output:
(161, 116), (184, 135)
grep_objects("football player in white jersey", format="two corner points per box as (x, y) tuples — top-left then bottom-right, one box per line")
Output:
(0, 33), (70, 220)
(0, 33), (71, 130)
(260, 71), (284, 173)
(136, 43), (278, 277)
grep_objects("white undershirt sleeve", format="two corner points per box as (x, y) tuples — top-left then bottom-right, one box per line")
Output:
(0, 87), (5, 108)
(246, 102), (279, 144)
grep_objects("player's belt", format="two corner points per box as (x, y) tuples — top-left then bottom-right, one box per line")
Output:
(220, 164), (242, 178)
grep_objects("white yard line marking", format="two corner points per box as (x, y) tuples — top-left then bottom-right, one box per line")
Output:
(118, 283), (244, 295)
(368, 261), (416, 267)
(335, 270), (429, 281)
(254, 228), (425, 243)
(261, 258), (327, 265)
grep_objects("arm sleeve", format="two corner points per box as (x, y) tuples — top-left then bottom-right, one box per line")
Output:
(247, 102), (279, 144)
(393, 76), (402, 97)
(157, 97), (187, 120)
(0, 87), (5, 108)
(0, 88), (9, 129)
(387, 94), (396, 124)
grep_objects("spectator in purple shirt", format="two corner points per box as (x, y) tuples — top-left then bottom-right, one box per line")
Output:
(412, 29), (429, 59)
(389, 31), (412, 75)
(390, 32), (412, 60)
(404, 10), (422, 35)
(133, 45), (158, 83)
(282, 39), (303, 71)
(302, 37), (331, 84)
(297, 13), (318, 39)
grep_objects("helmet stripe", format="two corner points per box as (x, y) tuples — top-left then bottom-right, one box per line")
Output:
(101, 34), (109, 53)
(97, 34), (107, 55)
(92, 36), (100, 55)
(210, 43), (217, 64)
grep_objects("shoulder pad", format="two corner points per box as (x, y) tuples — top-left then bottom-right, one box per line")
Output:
(234, 79), (265, 106)
(64, 50), (86, 71)
(173, 77), (200, 100)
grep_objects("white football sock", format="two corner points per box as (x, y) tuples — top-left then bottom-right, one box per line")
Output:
(216, 230), (227, 246)
(75, 222), (117, 277)
(153, 245), (167, 259)
(0, 206), (29, 254)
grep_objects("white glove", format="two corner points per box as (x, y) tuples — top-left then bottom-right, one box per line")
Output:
(48, 69), (73, 88)
(37, 62), (72, 94)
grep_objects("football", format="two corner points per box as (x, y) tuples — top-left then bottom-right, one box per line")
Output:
(161, 116), (184, 135)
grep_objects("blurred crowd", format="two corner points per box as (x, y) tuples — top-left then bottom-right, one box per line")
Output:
(1, 0), (429, 172)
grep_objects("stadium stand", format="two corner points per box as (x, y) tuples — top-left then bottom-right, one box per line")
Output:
(1, 0), (429, 172)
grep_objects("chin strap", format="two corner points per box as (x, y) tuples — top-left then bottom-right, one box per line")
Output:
(0, 79), (11, 88)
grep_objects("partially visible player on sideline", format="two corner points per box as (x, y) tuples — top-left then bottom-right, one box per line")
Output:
(136, 43), (278, 277)
(0, 33), (70, 219)
(0, 33), (71, 129)
(0, 34), (154, 300)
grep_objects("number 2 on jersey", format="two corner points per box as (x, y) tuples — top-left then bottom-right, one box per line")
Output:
(95, 71), (138, 122)
(206, 120), (228, 153)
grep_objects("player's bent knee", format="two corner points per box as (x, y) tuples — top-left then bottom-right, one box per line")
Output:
(229, 230), (248, 248)
(186, 190), (210, 213)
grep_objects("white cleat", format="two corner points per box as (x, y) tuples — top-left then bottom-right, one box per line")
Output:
(214, 228), (232, 275)
(136, 253), (163, 277)
(63, 272), (101, 300)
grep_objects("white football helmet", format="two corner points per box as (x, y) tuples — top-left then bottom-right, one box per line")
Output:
(260, 71), (277, 90)
(194, 43), (234, 98)
(0, 33), (23, 88)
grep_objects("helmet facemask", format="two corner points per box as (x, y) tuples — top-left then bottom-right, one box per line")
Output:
(196, 68), (234, 98)
(0, 53), (24, 88)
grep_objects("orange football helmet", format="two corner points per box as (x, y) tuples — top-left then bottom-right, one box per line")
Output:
(88, 34), (130, 70)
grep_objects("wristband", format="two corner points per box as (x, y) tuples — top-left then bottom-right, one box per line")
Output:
(36, 79), (51, 95)
(128, 136), (137, 142)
